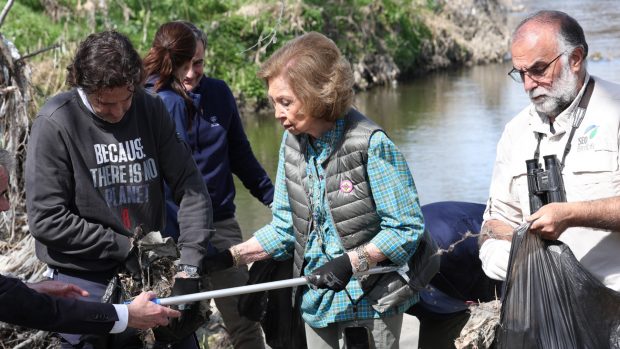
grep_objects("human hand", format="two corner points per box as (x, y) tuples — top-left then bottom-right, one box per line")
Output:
(28, 280), (89, 298)
(479, 239), (511, 281)
(127, 291), (180, 330)
(202, 249), (234, 273)
(527, 202), (571, 240)
(308, 253), (353, 291)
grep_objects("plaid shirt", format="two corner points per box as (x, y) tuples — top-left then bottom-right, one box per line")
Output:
(254, 118), (424, 328)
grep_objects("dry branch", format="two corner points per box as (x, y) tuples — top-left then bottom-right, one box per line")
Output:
(0, 35), (33, 242)
(15, 44), (61, 64)
(0, 0), (15, 29)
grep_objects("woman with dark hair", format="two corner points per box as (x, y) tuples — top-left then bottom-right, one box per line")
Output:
(143, 21), (197, 136)
(206, 31), (425, 348)
(170, 21), (273, 349)
(143, 21), (201, 250)
(142, 21), (204, 349)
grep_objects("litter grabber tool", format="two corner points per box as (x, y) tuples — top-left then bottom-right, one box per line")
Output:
(132, 266), (400, 306)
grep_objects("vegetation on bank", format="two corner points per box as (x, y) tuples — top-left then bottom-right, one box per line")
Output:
(3, 0), (439, 110)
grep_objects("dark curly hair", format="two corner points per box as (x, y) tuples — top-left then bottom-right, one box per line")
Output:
(66, 31), (144, 94)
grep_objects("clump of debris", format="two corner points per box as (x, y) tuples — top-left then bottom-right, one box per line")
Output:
(106, 230), (231, 348)
(455, 299), (501, 349)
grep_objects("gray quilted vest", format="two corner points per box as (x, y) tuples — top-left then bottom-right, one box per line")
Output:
(284, 109), (418, 310)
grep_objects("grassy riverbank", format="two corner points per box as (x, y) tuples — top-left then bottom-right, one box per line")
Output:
(2, 0), (508, 111)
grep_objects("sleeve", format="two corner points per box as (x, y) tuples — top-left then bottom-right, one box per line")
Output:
(110, 304), (129, 333)
(0, 275), (117, 334)
(224, 84), (275, 206)
(26, 116), (131, 261)
(483, 126), (524, 228)
(165, 96), (191, 141)
(366, 131), (425, 266)
(159, 94), (190, 241)
(253, 133), (295, 260)
(155, 99), (214, 268)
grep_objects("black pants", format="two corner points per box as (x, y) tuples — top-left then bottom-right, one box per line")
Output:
(416, 310), (470, 349)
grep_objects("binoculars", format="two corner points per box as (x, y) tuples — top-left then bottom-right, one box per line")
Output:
(526, 155), (566, 213)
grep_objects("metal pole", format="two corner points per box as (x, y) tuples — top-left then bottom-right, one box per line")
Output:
(152, 266), (400, 305)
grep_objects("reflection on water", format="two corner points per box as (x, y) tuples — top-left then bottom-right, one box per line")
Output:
(355, 62), (523, 206)
(234, 2), (620, 237)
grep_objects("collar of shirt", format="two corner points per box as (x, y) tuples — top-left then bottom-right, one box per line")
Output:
(307, 118), (345, 161)
(77, 87), (96, 115)
(528, 73), (591, 137)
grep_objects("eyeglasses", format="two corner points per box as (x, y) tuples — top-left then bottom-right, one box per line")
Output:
(508, 51), (566, 83)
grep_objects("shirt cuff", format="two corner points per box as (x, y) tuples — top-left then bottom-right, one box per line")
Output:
(254, 225), (291, 260)
(254, 227), (277, 254)
(110, 304), (129, 333)
(370, 231), (415, 266)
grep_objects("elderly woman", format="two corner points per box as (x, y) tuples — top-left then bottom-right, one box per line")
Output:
(208, 32), (425, 348)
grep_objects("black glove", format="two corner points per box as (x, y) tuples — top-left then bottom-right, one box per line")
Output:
(124, 246), (142, 281)
(202, 249), (234, 273)
(171, 277), (201, 301)
(123, 225), (147, 281)
(154, 277), (210, 344)
(308, 254), (353, 292)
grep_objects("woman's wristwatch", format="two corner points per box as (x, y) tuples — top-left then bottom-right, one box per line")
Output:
(355, 246), (371, 272)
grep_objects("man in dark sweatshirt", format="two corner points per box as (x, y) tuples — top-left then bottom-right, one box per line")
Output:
(0, 148), (180, 334)
(160, 22), (274, 349)
(25, 31), (213, 349)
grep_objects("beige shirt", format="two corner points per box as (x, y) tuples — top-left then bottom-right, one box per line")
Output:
(484, 75), (620, 291)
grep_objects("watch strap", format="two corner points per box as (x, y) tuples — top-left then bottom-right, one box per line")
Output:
(355, 246), (370, 272)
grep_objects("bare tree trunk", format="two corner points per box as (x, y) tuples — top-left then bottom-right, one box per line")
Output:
(0, 35), (33, 245)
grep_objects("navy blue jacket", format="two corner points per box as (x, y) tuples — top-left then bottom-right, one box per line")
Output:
(190, 76), (274, 220)
(148, 76), (274, 239)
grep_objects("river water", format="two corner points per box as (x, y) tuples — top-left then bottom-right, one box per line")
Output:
(234, 0), (620, 236)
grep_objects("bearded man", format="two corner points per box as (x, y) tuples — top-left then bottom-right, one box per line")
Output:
(478, 10), (620, 292)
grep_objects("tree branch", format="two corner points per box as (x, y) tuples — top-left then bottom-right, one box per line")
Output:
(15, 44), (60, 64)
(243, 0), (285, 55)
(0, 0), (15, 29)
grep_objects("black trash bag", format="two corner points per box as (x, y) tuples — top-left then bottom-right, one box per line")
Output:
(496, 223), (620, 349)
(238, 259), (307, 349)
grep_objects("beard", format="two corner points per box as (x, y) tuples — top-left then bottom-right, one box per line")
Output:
(528, 63), (580, 119)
